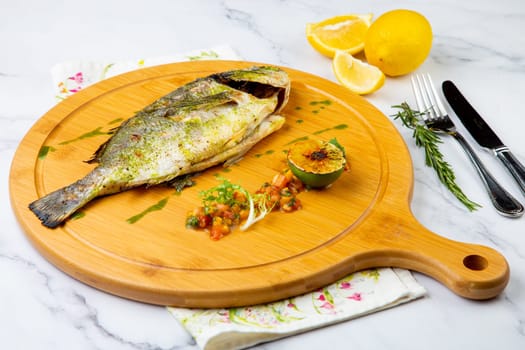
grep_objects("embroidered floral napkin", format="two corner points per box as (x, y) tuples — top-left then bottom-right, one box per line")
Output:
(51, 45), (239, 101)
(50, 46), (426, 350)
(168, 268), (425, 350)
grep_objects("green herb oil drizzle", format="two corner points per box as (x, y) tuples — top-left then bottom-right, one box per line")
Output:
(38, 145), (57, 160)
(59, 127), (109, 145)
(127, 197), (169, 224)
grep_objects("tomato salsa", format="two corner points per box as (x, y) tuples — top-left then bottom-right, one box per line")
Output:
(186, 168), (304, 240)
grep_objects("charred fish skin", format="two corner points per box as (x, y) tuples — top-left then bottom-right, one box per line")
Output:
(29, 66), (290, 228)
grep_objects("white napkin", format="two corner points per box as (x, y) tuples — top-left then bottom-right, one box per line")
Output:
(50, 46), (426, 350)
(51, 45), (240, 101)
(168, 268), (425, 350)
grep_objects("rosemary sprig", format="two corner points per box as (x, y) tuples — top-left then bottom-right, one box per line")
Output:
(391, 102), (481, 211)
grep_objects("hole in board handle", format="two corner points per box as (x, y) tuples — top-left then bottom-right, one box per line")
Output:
(463, 254), (488, 271)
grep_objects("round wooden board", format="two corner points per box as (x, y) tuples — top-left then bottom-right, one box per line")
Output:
(10, 61), (509, 307)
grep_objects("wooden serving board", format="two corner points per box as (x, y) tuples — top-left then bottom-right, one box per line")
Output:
(9, 61), (509, 307)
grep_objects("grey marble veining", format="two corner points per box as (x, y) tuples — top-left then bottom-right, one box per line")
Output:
(1, 0), (525, 349)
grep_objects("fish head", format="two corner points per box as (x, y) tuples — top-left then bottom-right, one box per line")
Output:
(213, 66), (290, 114)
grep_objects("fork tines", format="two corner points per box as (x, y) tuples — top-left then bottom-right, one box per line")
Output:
(411, 73), (448, 120)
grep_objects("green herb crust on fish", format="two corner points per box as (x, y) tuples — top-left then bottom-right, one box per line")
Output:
(29, 66), (291, 228)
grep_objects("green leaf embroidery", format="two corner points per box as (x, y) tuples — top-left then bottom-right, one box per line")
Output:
(360, 268), (380, 281)
(187, 50), (220, 61)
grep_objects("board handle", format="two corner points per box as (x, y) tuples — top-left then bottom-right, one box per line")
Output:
(402, 220), (509, 299)
(361, 216), (511, 300)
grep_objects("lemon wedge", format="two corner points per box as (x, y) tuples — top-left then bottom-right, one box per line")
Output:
(306, 14), (373, 58)
(332, 50), (385, 95)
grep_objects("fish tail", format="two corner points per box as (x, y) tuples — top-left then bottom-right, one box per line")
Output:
(29, 169), (105, 228)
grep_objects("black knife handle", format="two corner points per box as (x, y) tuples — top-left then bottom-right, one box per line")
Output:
(495, 148), (525, 196)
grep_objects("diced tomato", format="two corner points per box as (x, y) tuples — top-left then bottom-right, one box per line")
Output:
(222, 209), (235, 220)
(288, 176), (305, 193)
(198, 214), (212, 228)
(281, 197), (301, 212)
(210, 221), (230, 240)
(271, 173), (289, 189)
(215, 203), (229, 213)
(233, 190), (247, 202)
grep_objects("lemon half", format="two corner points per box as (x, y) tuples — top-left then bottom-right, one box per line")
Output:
(306, 14), (373, 58)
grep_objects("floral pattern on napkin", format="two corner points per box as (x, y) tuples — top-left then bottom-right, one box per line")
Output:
(51, 45), (239, 101)
(168, 268), (425, 350)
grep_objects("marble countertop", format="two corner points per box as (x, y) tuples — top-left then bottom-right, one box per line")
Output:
(2, 0), (524, 349)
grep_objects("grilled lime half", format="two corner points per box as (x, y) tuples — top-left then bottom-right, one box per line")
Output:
(287, 139), (347, 188)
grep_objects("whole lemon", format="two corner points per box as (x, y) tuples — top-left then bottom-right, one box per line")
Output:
(364, 9), (432, 77)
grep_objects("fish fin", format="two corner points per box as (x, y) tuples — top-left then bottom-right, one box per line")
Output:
(29, 190), (84, 228)
(164, 173), (200, 192)
(173, 91), (235, 111)
(147, 91), (237, 119)
(223, 153), (246, 167)
(29, 170), (103, 228)
(85, 140), (108, 163)
(84, 125), (119, 163)
(222, 126), (248, 150)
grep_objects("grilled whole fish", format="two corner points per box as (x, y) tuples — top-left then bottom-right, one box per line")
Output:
(29, 66), (290, 228)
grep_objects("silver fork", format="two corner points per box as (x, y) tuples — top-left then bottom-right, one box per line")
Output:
(411, 73), (523, 217)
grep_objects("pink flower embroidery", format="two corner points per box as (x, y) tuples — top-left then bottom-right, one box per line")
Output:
(316, 294), (335, 312)
(347, 292), (362, 301)
(64, 72), (84, 93)
(218, 310), (231, 323)
(68, 72), (84, 84)
(340, 282), (351, 289)
(320, 302), (334, 310)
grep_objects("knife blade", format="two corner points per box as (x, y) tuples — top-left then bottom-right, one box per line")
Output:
(442, 80), (525, 196)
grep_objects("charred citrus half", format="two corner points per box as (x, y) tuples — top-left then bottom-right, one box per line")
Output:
(287, 139), (346, 188)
